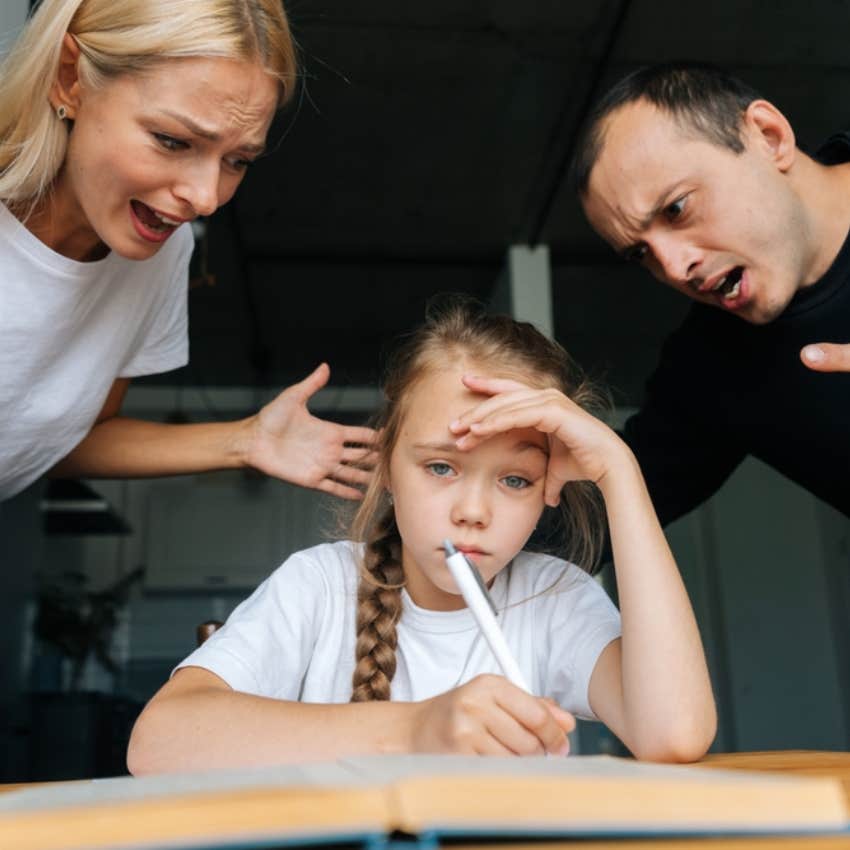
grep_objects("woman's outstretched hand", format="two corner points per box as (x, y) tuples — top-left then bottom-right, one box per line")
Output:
(450, 375), (628, 506)
(239, 363), (378, 500)
(410, 674), (574, 756)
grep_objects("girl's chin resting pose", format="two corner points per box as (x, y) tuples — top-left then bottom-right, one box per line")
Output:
(127, 301), (717, 773)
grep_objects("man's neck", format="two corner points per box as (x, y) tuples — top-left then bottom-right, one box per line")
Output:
(795, 154), (850, 288)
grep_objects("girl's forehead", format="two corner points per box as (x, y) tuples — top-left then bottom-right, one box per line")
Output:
(398, 366), (548, 451)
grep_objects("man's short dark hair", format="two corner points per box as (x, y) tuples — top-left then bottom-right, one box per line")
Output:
(570, 63), (764, 194)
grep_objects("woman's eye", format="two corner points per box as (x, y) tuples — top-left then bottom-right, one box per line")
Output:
(153, 133), (187, 152)
(426, 462), (455, 478)
(502, 475), (531, 490)
(227, 156), (255, 171)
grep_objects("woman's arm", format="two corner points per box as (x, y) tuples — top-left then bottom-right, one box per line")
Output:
(128, 668), (576, 774)
(50, 364), (376, 500)
(587, 447), (716, 762)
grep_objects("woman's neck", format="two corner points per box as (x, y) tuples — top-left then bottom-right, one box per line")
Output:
(21, 179), (109, 262)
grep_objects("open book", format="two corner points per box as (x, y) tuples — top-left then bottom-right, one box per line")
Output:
(0, 754), (847, 850)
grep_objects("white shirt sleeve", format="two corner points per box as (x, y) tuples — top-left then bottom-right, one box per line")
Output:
(541, 568), (622, 720)
(120, 225), (193, 378)
(174, 548), (331, 699)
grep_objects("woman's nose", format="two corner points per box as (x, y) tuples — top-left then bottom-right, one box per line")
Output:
(173, 162), (220, 217)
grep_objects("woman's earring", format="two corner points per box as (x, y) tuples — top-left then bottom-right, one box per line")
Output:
(56, 105), (67, 121)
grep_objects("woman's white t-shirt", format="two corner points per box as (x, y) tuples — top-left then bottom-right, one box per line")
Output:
(177, 541), (622, 720)
(0, 202), (193, 499)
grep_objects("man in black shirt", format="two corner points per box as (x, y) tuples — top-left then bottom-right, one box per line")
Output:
(572, 64), (850, 525)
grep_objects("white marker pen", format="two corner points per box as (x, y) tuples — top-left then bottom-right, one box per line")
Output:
(443, 539), (531, 692)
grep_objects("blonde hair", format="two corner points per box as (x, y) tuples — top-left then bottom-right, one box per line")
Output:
(0, 0), (297, 210)
(349, 298), (608, 702)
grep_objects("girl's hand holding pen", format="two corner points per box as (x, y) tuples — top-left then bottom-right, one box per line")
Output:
(409, 674), (574, 756)
(450, 375), (632, 506)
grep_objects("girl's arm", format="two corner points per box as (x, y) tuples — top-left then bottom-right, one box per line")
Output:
(451, 376), (716, 762)
(127, 667), (575, 774)
(51, 364), (376, 500)
(587, 446), (716, 762)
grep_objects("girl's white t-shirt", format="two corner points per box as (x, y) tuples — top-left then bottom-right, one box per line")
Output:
(177, 540), (622, 720)
(0, 202), (193, 499)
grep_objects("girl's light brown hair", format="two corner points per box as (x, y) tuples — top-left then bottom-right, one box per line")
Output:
(0, 0), (297, 212)
(349, 297), (608, 702)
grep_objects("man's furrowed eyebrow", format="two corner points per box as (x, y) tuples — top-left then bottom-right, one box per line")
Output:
(156, 110), (266, 155)
(637, 182), (685, 230)
(616, 182), (684, 259)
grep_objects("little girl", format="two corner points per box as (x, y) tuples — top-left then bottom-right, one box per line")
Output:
(128, 301), (716, 772)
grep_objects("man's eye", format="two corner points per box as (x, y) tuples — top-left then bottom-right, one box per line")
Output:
(502, 475), (531, 490)
(623, 243), (648, 264)
(426, 462), (455, 478)
(664, 197), (687, 220)
(153, 133), (187, 152)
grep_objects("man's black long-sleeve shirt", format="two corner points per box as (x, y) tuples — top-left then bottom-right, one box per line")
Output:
(623, 134), (850, 525)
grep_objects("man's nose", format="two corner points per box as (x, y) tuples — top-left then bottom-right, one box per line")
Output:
(650, 235), (702, 288)
(450, 482), (491, 527)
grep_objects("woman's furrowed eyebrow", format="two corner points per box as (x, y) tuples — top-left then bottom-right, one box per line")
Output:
(155, 109), (266, 155)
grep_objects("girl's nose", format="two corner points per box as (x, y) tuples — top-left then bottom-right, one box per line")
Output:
(450, 483), (491, 527)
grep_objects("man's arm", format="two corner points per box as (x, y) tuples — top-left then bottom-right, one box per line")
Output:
(621, 402), (745, 528)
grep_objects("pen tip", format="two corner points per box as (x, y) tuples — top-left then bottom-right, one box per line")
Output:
(443, 539), (456, 555)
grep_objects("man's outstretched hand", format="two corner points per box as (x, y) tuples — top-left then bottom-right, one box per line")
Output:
(801, 343), (850, 373)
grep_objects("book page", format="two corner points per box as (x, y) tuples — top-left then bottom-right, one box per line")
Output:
(339, 754), (849, 835)
(0, 761), (359, 813)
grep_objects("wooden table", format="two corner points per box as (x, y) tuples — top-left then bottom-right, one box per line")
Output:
(533, 750), (850, 849)
(0, 750), (847, 849)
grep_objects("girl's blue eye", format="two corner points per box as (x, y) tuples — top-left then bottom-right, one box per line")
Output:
(502, 475), (530, 490)
(426, 462), (454, 478)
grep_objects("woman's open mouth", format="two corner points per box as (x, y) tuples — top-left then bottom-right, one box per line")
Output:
(130, 200), (182, 242)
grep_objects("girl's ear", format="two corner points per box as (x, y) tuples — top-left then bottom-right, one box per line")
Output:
(49, 33), (83, 120)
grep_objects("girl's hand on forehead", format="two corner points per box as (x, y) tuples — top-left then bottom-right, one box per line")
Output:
(450, 375), (630, 506)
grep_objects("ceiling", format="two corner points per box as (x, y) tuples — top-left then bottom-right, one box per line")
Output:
(141, 0), (850, 410)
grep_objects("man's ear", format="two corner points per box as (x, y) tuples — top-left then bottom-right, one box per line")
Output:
(49, 33), (83, 120)
(743, 99), (797, 173)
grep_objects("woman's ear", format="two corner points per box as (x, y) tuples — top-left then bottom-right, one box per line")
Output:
(49, 33), (83, 120)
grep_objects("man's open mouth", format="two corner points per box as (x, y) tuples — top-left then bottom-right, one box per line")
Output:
(709, 266), (744, 300)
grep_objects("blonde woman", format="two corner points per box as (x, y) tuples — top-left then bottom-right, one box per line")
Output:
(0, 0), (374, 503)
